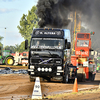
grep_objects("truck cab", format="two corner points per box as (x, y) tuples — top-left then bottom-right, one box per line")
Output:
(25, 28), (77, 82)
(71, 32), (96, 81)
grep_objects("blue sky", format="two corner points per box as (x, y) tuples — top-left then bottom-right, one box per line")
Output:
(0, 0), (38, 46)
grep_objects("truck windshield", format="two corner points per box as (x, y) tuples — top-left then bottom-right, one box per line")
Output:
(31, 38), (64, 49)
(77, 40), (89, 47)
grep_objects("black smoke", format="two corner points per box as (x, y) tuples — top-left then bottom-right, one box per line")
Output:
(36, 0), (100, 51)
(36, 0), (93, 28)
(36, 0), (70, 28)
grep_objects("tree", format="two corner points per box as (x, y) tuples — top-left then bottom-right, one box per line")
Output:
(5, 46), (16, 53)
(14, 44), (20, 52)
(18, 41), (29, 52)
(17, 6), (39, 41)
(0, 36), (3, 48)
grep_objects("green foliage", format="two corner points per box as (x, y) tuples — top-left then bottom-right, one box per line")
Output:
(97, 57), (100, 60)
(18, 41), (29, 52)
(16, 6), (39, 53)
(0, 36), (3, 48)
(4, 6), (39, 53)
(14, 44), (20, 52)
(17, 6), (39, 41)
(0, 36), (3, 41)
(5, 46), (16, 53)
(18, 41), (25, 52)
(97, 63), (100, 66)
(5, 41), (29, 53)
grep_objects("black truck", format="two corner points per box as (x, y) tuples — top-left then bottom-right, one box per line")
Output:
(25, 28), (77, 83)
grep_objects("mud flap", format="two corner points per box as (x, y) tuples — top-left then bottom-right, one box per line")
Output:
(63, 64), (77, 83)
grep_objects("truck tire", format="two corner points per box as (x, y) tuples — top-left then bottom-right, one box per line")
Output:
(46, 77), (51, 82)
(63, 66), (69, 83)
(5, 56), (14, 65)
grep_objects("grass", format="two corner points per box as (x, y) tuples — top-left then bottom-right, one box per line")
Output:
(19, 88), (100, 100)
(46, 88), (100, 100)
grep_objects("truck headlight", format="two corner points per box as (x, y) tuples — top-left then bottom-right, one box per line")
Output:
(45, 68), (48, 72)
(56, 73), (60, 75)
(30, 65), (34, 69)
(38, 68), (41, 71)
(49, 68), (52, 72)
(57, 66), (62, 70)
(31, 51), (34, 54)
(56, 61), (61, 64)
(42, 68), (44, 71)
(31, 72), (34, 75)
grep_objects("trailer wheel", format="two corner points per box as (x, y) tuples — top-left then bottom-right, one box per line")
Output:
(63, 66), (69, 83)
(5, 56), (14, 65)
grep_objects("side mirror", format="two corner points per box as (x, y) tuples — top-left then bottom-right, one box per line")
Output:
(25, 39), (28, 50)
(65, 39), (67, 48)
(67, 42), (71, 49)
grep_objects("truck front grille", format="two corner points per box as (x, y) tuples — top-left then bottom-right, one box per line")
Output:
(30, 57), (62, 65)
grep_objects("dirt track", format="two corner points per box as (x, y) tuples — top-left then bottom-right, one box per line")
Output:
(0, 66), (100, 100)
(0, 65), (28, 70)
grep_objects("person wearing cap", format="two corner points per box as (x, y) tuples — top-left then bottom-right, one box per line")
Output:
(89, 58), (96, 81)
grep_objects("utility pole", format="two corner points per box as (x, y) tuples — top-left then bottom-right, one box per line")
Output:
(4, 27), (6, 50)
(72, 11), (76, 54)
(72, 12), (81, 54)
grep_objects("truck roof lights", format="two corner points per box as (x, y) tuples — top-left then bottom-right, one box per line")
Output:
(80, 49), (85, 52)
(73, 31), (77, 33)
(90, 32), (95, 35)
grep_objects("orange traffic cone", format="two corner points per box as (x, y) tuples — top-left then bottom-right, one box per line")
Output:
(73, 78), (78, 92)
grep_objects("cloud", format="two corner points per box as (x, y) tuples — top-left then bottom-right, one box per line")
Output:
(0, 8), (19, 13)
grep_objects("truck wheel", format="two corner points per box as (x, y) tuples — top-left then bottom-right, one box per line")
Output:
(5, 56), (14, 65)
(63, 67), (69, 83)
(65, 74), (69, 83)
(47, 78), (51, 82)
